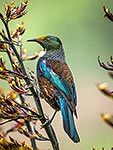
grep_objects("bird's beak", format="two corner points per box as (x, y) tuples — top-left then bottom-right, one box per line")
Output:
(27, 38), (42, 43)
(27, 36), (47, 43)
(27, 36), (47, 49)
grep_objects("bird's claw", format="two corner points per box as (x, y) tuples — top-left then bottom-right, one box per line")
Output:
(40, 111), (57, 129)
(40, 116), (51, 129)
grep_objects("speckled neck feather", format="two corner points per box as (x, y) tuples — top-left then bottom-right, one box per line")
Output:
(42, 48), (66, 63)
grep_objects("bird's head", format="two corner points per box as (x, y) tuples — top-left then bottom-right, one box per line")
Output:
(27, 35), (63, 51)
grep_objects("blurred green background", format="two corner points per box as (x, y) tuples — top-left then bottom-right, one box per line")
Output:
(0, 0), (113, 149)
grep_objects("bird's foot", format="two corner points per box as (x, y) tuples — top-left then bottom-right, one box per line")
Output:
(40, 110), (57, 129)
(40, 115), (51, 129)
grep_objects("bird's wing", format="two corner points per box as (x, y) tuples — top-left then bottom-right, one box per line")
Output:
(39, 60), (77, 117)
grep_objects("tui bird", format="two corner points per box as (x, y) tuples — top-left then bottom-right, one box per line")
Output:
(27, 35), (80, 143)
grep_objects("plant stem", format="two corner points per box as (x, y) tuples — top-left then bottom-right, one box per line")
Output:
(3, 20), (59, 150)
(3, 20), (37, 150)
(25, 120), (37, 149)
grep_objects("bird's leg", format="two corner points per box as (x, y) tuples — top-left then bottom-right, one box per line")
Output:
(41, 110), (57, 128)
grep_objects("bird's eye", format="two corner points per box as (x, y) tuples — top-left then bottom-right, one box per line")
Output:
(46, 38), (49, 41)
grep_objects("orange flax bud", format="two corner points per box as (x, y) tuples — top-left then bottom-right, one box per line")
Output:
(101, 113), (113, 128)
(103, 5), (113, 22)
(96, 82), (113, 99)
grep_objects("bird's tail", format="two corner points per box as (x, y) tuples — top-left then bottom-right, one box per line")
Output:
(59, 97), (80, 143)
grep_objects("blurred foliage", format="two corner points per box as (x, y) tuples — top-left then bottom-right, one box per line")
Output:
(0, 134), (33, 150)
(92, 148), (113, 150)
(96, 4), (113, 150)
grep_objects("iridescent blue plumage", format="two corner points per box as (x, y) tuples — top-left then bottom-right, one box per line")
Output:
(59, 95), (79, 142)
(28, 35), (80, 143)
